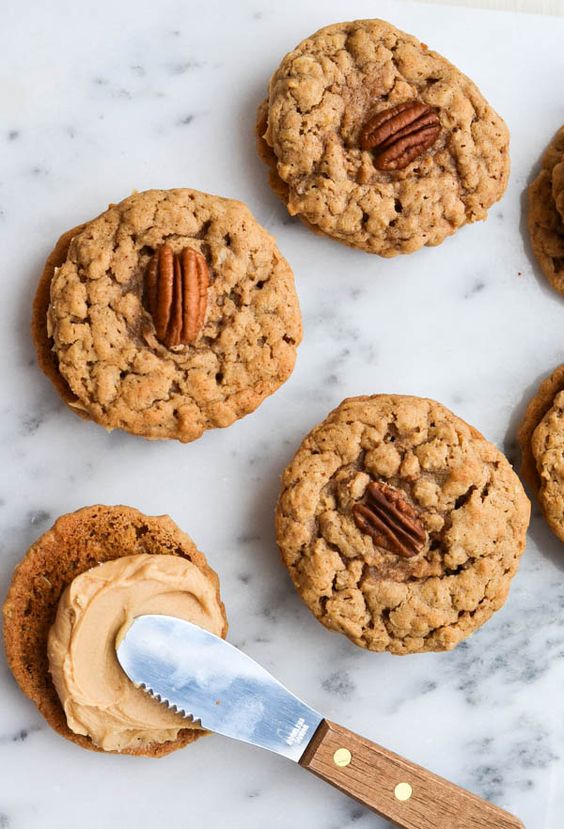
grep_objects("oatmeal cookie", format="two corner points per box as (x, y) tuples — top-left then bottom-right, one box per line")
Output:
(33, 189), (302, 441)
(518, 365), (564, 541)
(276, 395), (529, 654)
(528, 126), (564, 295)
(3, 505), (227, 756)
(257, 19), (509, 256)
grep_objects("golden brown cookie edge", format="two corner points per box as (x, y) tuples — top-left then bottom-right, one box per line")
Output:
(527, 125), (564, 296)
(527, 171), (564, 296)
(517, 365), (564, 495)
(518, 365), (564, 541)
(32, 224), (90, 415)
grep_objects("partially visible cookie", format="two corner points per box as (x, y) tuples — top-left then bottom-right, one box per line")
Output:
(257, 19), (510, 257)
(518, 365), (564, 541)
(33, 189), (302, 442)
(276, 395), (530, 654)
(2, 505), (228, 757)
(528, 126), (564, 295)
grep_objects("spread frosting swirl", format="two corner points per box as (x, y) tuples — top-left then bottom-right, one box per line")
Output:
(48, 554), (225, 752)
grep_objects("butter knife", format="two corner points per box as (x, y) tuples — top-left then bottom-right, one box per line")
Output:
(117, 615), (524, 829)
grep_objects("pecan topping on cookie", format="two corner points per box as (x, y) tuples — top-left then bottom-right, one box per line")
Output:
(352, 481), (426, 557)
(145, 244), (209, 347)
(360, 102), (440, 171)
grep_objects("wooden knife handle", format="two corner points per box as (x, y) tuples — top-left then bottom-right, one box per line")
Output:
(299, 720), (524, 829)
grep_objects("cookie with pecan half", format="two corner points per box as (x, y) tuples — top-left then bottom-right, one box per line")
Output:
(33, 189), (302, 442)
(257, 19), (509, 256)
(276, 395), (529, 654)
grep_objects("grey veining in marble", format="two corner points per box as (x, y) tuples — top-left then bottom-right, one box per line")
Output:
(1, 0), (563, 827)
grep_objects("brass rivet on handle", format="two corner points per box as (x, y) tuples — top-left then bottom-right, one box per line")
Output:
(333, 747), (352, 767)
(394, 782), (413, 802)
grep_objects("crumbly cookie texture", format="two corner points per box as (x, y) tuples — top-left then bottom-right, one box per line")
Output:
(276, 395), (529, 654)
(528, 126), (564, 295)
(257, 19), (510, 257)
(531, 394), (564, 541)
(518, 364), (564, 542)
(2, 505), (227, 757)
(33, 189), (302, 442)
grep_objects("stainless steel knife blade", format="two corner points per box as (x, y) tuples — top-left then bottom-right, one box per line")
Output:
(116, 614), (323, 762)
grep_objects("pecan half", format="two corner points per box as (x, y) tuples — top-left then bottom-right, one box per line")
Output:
(145, 244), (209, 347)
(352, 481), (426, 557)
(360, 102), (440, 171)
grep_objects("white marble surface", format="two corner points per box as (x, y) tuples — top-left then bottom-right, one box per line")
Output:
(417, 0), (564, 15)
(1, 1), (563, 827)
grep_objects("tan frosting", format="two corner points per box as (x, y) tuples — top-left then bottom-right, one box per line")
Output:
(48, 554), (225, 752)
